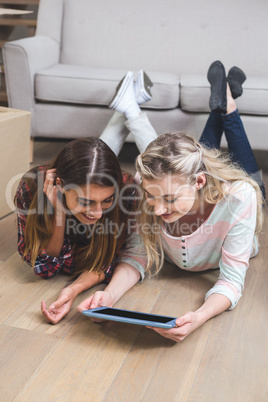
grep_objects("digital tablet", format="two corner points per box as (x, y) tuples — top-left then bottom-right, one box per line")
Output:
(81, 307), (177, 328)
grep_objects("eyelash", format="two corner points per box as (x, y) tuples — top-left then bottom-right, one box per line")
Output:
(103, 198), (114, 204)
(166, 198), (177, 204)
(78, 197), (114, 207)
(146, 194), (178, 204)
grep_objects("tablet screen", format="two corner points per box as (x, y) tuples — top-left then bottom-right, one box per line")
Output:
(90, 308), (175, 323)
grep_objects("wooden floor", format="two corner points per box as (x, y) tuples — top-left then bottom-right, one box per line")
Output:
(0, 140), (268, 401)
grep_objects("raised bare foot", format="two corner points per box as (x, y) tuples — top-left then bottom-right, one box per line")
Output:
(226, 83), (237, 115)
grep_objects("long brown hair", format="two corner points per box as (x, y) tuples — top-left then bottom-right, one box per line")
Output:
(16, 138), (129, 274)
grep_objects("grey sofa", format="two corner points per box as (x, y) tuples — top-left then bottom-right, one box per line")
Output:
(3, 0), (268, 149)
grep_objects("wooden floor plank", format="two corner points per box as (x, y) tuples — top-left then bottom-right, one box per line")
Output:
(2, 252), (107, 337)
(0, 325), (60, 401)
(188, 233), (268, 402)
(16, 317), (141, 402)
(103, 319), (214, 402)
(0, 252), (80, 337)
(0, 212), (17, 261)
(13, 266), (173, 401)
(0, 253), (42, 324)
(4, 268), (86, 336)
(103, 266), (217, 402)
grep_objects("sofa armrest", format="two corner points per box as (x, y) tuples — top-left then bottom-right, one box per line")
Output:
(3, 36), (60, 112)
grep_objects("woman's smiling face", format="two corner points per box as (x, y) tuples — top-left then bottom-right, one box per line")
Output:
(64, 183), (115, 225)
(142, 174), (201, 223)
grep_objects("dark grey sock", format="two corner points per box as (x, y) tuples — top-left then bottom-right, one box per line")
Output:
(227, 66), (247, 99)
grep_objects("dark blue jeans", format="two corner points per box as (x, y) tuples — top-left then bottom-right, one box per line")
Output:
(199, 109), (266, 200)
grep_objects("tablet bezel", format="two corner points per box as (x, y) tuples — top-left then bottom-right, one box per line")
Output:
(82, 306), (177, 328)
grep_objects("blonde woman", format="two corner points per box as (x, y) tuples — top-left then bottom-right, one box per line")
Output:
(78, 61), (265, 342)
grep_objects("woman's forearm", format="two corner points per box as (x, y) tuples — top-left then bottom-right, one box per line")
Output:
(195, 293), (231, 324)
(104, 263), (141, 305)
(67, 270), (106, 298)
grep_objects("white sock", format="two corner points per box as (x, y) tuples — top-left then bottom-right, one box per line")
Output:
(124, 101), (141, 120)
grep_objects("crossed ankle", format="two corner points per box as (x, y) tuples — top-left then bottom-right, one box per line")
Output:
(225, 98), (237, 115)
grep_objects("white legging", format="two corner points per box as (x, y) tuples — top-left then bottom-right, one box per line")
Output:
(99, 112), (158, 155)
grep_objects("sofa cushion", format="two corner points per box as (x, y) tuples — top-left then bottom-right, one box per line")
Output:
(180, 75), (268, 115)
(35, 64), (180, 110)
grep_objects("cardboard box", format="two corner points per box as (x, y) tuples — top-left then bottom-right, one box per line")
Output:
(0, 107), (31, 218)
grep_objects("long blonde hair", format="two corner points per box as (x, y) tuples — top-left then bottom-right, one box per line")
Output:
(136, 132), (264, 273)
